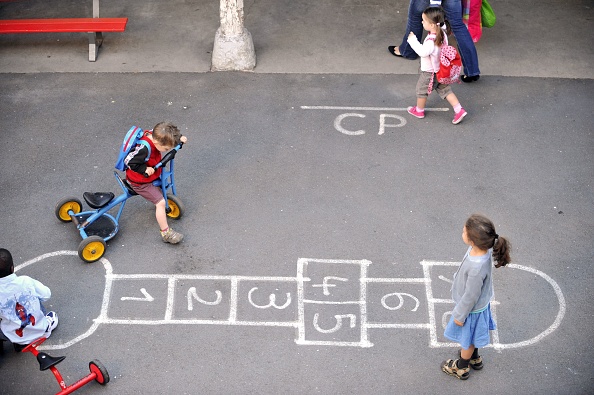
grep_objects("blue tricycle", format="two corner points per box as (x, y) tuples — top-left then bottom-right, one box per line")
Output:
(54, 141), (184, 263)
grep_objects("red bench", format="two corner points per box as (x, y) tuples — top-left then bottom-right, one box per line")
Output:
(0, 17), (128, 61)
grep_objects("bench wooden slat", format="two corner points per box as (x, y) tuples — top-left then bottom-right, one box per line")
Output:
(0, 18), (128, 33)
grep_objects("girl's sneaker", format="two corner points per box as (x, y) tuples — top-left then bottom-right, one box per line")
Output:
(441, 359), (470, 380)
(452, 108), (467, 124)
(407, 106), (425, 119)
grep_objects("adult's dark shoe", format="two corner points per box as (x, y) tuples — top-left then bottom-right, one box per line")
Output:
(461, 74), (480, 83)
(388, 46), (403, 57)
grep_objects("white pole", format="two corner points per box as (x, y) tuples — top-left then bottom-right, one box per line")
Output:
(211, 0), (256, 71)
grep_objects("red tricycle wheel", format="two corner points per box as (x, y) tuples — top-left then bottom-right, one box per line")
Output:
(89, 359), (110, 385)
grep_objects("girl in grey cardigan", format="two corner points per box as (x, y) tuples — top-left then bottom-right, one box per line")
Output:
(441, 214), (511, 380)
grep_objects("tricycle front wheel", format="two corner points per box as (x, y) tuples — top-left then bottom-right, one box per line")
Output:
(166, 194), (184, 219)
(55, 197), (83, 222)
(78, 236), (106, 263)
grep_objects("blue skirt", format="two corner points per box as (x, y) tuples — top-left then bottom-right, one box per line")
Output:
(444, 304), (496, 349)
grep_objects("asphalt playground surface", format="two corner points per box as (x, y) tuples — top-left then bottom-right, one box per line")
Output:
(1, 1), (593, 395)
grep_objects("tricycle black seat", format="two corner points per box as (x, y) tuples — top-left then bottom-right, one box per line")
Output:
(37, 352), (66, 371)
(83, 192), (115, 209)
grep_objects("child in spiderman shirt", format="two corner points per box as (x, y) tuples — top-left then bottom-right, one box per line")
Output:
(0, 248), (58, 351)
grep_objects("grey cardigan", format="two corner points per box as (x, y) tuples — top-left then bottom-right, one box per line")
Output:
(450, 247), (494, 323)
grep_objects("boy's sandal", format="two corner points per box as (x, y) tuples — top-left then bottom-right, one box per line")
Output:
(388, 46), (403, 57)
(441, 359), (470, 380)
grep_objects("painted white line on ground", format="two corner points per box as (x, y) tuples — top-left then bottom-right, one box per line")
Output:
(366, 323), (431, 329)
(14, 252), (114, 351)
(121, 288), (154, 301)
(303, 300), (363, 305)
(492, 263), (566, 350)
(365, 277), (427, 283)
(381, 292), (420, 311)
(420, 260), (566, 351)
(100, 319), (298, 327)
(112, 274), (299, 281)
(14, 250), (78, 271)
(301, 106), (449, 112)
(359, 262), (370, 347)
(165, 278), (175, 320)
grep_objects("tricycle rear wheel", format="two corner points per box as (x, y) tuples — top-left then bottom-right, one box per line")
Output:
(89, 359), (110, 384)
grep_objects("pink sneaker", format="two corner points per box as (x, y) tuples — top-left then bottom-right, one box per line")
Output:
(452, 108), (467, 124)
(407, 106), (425, 119)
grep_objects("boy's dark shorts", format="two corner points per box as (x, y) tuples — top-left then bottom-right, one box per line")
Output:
(129, 181), (164, 205)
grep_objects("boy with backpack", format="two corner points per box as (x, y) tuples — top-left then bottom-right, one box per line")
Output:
(406, 6), (467, 125)
(123, 122), (187, 244)
(0, 248), (59, 350)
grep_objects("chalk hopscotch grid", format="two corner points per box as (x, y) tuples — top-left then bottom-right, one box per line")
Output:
(296, 258), (372, 348)
(106, 274), (302, 327)
(15, 251), (566, 351)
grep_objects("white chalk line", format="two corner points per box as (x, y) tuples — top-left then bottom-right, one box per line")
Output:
(365, 277), (428, 283)
(420, 260), (566, 350)
(492, 263), (566, 350)
(121, 288), (154, 301)
(111, 274), (301, 281)
(14, 250), (78, 271)
(422, 260), (505, 350)
(301, 106), (449, 112)
(296, 259), (307, 343)
(15, 254), (565, 351)
(303, 300), (362, 305)
(13, 251), (114, 351)
(164, 278), (175, 320)
(295, 340), (373, 347)
(367, 323), (431, 329)
(359, 263), (369, 345)
(98, 319), (298, 327)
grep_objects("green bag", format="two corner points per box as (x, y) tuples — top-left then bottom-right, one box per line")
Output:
(481, 0), (496, 28)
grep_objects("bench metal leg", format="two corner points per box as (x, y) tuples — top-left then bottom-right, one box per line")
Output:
(93, 0), (100, 18)
(88, 31), (103, 62)
(89, 0), (101, 62)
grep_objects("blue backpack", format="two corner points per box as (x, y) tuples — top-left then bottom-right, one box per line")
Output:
(115, 126), (152, 171)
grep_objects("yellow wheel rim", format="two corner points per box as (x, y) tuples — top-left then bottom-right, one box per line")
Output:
(167, 199), (180, 218)
(58, 201), (81, 221)
(81, 241), (105, 262)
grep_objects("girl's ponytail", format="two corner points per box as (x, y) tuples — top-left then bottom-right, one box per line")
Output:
(493, 236), (511, 268)
(444, 19), (451, 36)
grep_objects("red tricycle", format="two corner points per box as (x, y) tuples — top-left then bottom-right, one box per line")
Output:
(19, 336), (109, 394)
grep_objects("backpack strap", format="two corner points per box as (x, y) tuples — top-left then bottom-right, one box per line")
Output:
(425, 34), (438, 95)
(138, 139), (152, 162)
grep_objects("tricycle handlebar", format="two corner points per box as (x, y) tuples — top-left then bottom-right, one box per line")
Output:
(144, 142), (184, 177)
